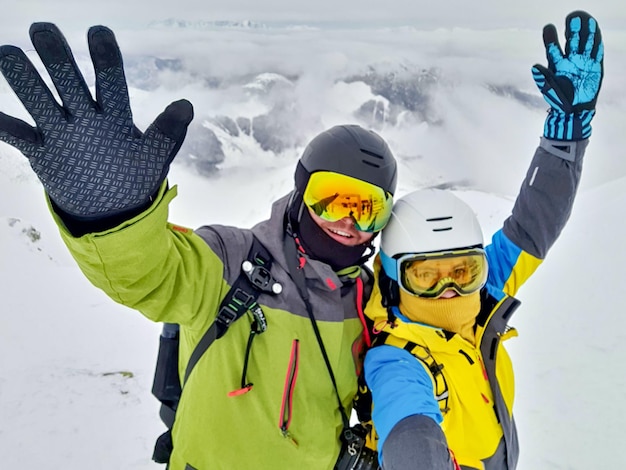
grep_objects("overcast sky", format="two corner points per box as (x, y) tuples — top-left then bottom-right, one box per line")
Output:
(1, 0), (624, 36)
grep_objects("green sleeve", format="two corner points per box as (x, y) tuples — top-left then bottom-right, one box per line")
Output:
(51, 183), (225, 330)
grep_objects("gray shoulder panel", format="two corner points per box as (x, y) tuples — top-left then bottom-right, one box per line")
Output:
(194, 225), (253, 285)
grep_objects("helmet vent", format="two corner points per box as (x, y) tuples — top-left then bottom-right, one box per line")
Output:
(361, 159), (381, 168)
(360, 149), (385, 166)
(427, 216), (453, 232)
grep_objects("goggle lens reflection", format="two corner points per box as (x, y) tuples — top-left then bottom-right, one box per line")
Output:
(399, 249), (488, 298)
(303, 171), (393, 233)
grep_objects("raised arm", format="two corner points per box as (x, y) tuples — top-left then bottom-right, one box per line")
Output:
(503, 11), (603, 259)
(0, 24), (222, 327)
(485, 11), (604, 296)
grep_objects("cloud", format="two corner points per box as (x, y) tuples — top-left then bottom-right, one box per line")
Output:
(3, 0), (626, 36)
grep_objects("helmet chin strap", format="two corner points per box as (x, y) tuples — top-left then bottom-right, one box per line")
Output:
(285, 193), (374, 271)
(355, 240), (376, 266)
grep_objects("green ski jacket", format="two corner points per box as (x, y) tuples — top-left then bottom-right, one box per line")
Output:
(53, 185), (370, 470)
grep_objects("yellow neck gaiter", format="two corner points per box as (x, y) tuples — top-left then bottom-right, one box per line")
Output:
(398, 291), (481, 344)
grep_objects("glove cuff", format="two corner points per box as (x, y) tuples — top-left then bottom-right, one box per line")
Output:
(539, 137), (587, 162)
(543, 109), (595, 141)
(50, 189), (158, 237)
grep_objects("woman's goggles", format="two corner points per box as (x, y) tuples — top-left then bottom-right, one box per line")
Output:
(398, 248), (488, 298)
(303, 171), (393, 233)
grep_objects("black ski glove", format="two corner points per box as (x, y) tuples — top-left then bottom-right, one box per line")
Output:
(532, 10), (604, 141)
(0, 23), (194, 220)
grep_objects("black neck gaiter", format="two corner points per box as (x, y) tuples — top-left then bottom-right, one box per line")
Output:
(295, 203), (370, 271)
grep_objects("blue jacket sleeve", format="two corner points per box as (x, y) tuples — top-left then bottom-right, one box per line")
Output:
(364, 345), (443, 458)
(484, 228), (542, 299)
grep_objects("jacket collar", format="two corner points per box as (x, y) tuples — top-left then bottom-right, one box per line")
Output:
(251, 191), (352, 291)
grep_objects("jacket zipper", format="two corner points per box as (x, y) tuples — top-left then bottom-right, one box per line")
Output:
(278, 339), (300, 446)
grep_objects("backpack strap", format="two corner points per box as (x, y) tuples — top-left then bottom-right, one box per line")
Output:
(373, 331), (450, 414)
(151, 233), (280, 464)
(184, 234), (279, 384)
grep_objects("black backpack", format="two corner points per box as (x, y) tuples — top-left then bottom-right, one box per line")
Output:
(150, 235), (280, 463)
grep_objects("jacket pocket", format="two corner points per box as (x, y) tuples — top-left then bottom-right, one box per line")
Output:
(278, 339), (300, 446)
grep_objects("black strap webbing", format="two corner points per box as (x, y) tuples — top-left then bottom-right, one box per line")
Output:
(183, 235), (274, 385)
(152, 234), (278, 464)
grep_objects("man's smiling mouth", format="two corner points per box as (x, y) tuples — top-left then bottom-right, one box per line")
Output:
(328, 228), (353, 238)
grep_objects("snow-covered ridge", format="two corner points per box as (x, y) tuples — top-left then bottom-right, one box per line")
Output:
(147, 19), (269, 30)
(146, 18), (323, 31)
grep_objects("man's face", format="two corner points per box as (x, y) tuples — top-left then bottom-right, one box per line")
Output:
(307, 207), (375, 246)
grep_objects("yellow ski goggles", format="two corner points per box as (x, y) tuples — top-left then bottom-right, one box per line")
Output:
(399, 249), (488, 298)
(302, 171), (393, 233)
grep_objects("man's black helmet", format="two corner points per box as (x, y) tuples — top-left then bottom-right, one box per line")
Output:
(294, 124), (398, 196)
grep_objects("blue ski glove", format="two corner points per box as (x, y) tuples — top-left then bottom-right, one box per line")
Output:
(532, 11), (604, 141)
(0, 23), (194, 219)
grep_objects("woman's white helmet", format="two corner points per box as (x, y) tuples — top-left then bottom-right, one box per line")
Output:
(380, 189), (484, 282)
